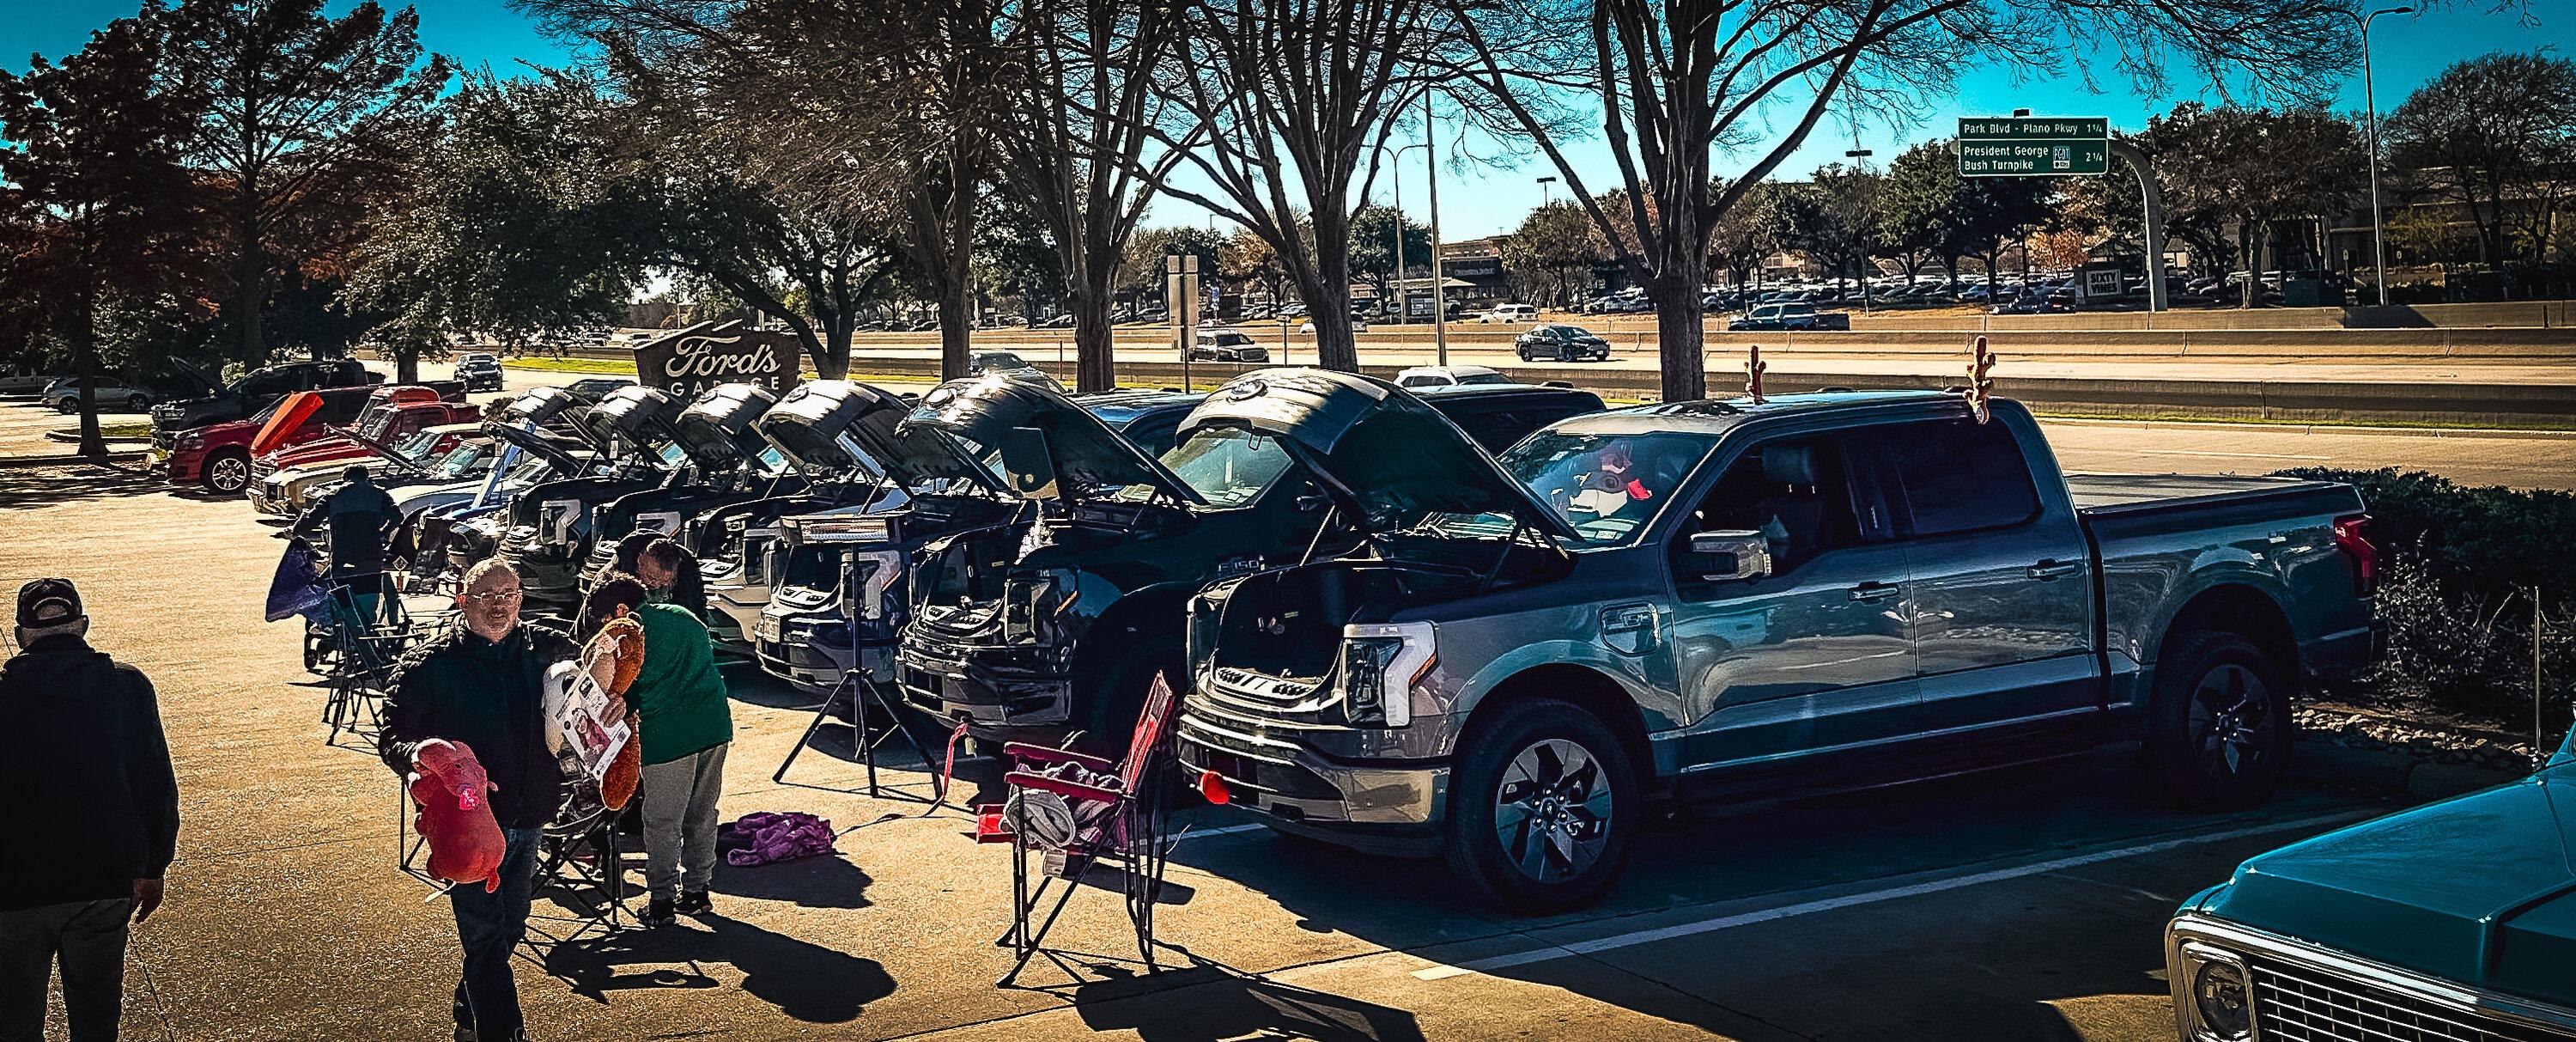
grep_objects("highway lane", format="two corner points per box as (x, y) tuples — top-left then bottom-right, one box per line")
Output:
(394, 360), (2576, 491)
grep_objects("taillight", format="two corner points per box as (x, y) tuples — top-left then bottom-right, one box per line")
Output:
(2332, 513), (2376, 595)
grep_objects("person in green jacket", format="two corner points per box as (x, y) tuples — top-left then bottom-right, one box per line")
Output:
(584, 575), (732, 928)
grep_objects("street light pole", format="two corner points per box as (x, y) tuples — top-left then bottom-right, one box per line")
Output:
(1384, 141), (1427, 327)
(1537, 175), (1556, 208)
(1427, 97), (1449, 366)
(2347, 5), (2412, 308)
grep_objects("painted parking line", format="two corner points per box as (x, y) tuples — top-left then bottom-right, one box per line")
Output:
(1411, 811), (2365, 981)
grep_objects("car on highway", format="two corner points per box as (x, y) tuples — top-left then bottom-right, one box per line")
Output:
(893, 374), (1602, 746)
(1185, 328), (1272, 363)
(454, 352), (504, 392)
(562, 376), (637, 404)
(968, 350), (1065, 392)
(1393, 365), (1512, 389)
(1479, 303), (1540, 325)
(1513, 324), (1613, 363)
(40, 375), (156, 414)
(1177, 390), (2379, 911)
(2166, 723), (2576, 1042)
(1299, 317), (1369, 334)
(1728, 302), (1851, 332)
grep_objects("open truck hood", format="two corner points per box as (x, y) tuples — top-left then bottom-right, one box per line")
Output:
(487, 420), (589, 478)
(250, 390), (323, 457)
(671, 382), (780, 471)
(579, 385), (686, 462)
(1179, 368), (1576, 539)
(755, 380), (976, 490)
(900, 374), (1195, 505)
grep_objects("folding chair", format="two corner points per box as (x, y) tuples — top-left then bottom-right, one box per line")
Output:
(971, 673), (1186, 987)
(525, 781), (635, 945)
(318, 582), (416, 746)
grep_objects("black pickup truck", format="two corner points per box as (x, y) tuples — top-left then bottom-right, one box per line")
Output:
(149, 357), (384, 434)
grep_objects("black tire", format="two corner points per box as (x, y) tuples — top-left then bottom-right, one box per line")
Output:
(1075, 637), (1183, 757)
(2142, 631), (2291, 810)
(202, 448), (252, 495)
(53, 398), (76, 415)
(1443, 700), (1638, 913)
(1558, 347), (1575, 363)
(125, 394), (149, 412)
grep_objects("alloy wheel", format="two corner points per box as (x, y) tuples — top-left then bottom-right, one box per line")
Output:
(2187, 663), (2272, 777)
(210, 456), (250, 493)
(1492, 737), (1613, 884)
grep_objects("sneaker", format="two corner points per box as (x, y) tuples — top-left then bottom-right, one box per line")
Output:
(674, 890), (711, 915)
(453, 1028), (476, 1042)
(643, 897), (676, 928)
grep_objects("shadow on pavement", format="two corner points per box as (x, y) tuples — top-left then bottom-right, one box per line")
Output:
(710, 852), (875, 910)
(1072, 964), (1425, 1042)
(0, 462), (167, 509)
(540, 911), (893, 1022)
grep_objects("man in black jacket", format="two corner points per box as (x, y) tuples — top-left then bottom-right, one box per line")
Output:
(380, 559), (574, 1042)
(0, 578), (178, 1042)
(322, 466), (400, 625)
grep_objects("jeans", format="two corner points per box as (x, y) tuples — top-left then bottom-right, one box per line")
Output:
(450, 828), (541, 1041)
(0, 898), (132, 1042)
(638, 744), (727, 903)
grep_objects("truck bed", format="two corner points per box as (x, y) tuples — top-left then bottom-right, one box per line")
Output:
(2066, 472), (2342, 517)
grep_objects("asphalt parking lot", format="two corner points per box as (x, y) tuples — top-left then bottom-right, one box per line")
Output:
(0, 450), (2426, 1041)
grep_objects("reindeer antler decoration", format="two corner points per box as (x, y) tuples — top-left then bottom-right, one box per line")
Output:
(1965, 335), (1996, 424)
(1745, 343), (1767, 404)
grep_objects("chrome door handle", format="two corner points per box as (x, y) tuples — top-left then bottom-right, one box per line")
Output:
(2025, 559), (2084, 581)
(1599, 603), (1656, 633)
(1850, 582), (1901, 602)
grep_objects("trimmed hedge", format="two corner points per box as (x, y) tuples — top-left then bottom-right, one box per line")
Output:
(2276, 468), (2573, 728)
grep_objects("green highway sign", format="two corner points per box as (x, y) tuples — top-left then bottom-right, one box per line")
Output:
(1957, 116), (2109, 177)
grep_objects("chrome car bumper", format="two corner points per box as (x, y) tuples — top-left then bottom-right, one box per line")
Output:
(2166, 914), (2576, 1041)
(1174, 697), (1447, 833)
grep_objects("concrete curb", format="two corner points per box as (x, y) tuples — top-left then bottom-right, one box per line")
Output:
(0, 451), (145, 467)
(2289, 739), (2525, 798)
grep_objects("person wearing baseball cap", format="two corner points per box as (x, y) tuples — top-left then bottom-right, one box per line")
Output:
(0, 578), (179, 1042)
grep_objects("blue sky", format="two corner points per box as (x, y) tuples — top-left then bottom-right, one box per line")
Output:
(11, 0), (2565, 239)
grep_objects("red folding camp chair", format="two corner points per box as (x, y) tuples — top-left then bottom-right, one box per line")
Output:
(972, 673), (1183, 987)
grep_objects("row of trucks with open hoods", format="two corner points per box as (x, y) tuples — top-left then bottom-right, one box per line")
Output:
(155, 379), (470, 495)
(224, 363), (2402, 930)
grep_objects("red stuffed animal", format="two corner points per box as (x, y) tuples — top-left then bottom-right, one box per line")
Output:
(410, 740), (506, 893)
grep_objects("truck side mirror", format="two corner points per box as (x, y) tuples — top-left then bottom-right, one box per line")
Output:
(1688, 530), (1771, 583)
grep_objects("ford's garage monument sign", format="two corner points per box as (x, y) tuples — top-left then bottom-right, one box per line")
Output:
(632, 320), (794, 398)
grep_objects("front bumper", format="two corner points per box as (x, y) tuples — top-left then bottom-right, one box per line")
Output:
(160, 447), (205, 483)
(753, 611), (886, 694)
(1175, 697), (1448, 850)
(2165, 913), (2576, 1041)
(895, 631), (1073, 736)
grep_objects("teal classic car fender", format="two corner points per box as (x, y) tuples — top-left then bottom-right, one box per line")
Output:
(2166, 724), (2576, 1039)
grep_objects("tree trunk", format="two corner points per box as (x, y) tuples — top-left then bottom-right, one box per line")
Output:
(395, 344), (420, 385)
(2238, 225), (2261, 309)
(73, 290), (104, 460)
(1648, 276), (1706, 404)
(1072, 286), (1115, 393)
(820, 313), (855, 381)
(234, 199), (267, 368)
(938, 295), (972, 380)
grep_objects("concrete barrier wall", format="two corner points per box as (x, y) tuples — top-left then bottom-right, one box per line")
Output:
(871, 324), (2576, 359)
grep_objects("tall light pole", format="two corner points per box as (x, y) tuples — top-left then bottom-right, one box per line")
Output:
(1426, 96), (1449, 365)
(2346, 5), (2412, 307)
(1384, 141), (1428, 326)
(1537, 175), (1557, 208)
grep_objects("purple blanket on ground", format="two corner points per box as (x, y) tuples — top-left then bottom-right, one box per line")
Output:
(719, 812), (836, 867)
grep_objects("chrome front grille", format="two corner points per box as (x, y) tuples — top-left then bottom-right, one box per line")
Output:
(2250, 957), (2576, 1042)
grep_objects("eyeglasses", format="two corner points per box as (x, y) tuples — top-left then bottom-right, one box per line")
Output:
(462, 589), (523, 605)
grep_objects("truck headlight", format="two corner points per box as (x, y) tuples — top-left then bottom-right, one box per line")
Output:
(178, 431), (204, 449)
(1000, 574), (1073, 644)
(2180, 943), (2253, 1040)
(1338, 621), (1436, 727)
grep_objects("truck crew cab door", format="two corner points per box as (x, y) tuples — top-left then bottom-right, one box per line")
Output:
(1669, 431), (1918, 768)
(1848, 411), (2099, 734)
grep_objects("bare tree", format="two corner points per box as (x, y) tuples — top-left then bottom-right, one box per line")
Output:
(1443, 0), (2366, 402)
(991, 0), (1191, 392)
(1136, 0), (1449, 372)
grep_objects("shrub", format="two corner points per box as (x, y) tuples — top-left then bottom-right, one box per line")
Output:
(2281, 467), (2576, 731)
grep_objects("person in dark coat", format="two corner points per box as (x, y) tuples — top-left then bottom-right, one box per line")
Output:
(635, 539), (707, 623)
(573, 530), (661, 643)
(321, 466), (401, 625)
(0, 578), (178, 1042)
(380, 559), (574, 1042)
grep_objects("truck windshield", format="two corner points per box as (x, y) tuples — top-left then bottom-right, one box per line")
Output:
(1425, 430), (1714, 545)
(429, 442), (489, 479)
(1126, 427), (1293, 509)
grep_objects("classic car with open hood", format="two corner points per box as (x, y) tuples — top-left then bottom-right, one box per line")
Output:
(895, 370), (1599, 747)
(2164, 728), (2576, 1041)
(1179, 390), (2379, 912)
(576, 381), (803, 595)
(252, 418), (483, 517)
(755, 386), (1207, 698)
(247, 399), (479, 514)
(475, 384), (702, 609)
(157, 383), (457, 495)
